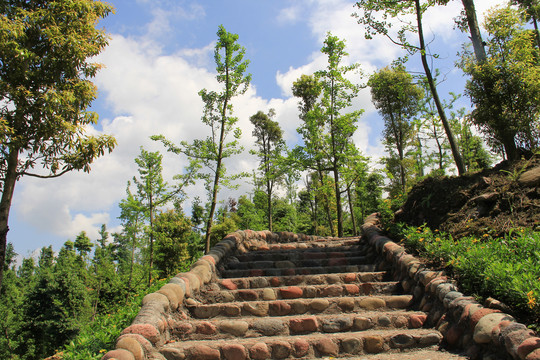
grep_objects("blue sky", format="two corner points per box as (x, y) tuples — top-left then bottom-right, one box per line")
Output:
(9, 0), (506, 258)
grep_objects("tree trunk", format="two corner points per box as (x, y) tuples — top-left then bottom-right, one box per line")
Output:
(415, 0), (466, 175)
(416, 134), (425, 177)
(397, 146), (406, 194)
(532, 15), (540, 50)
(0, 149), (19, 291)
(503, 134), (518, 160)
(333, 167), (344, 237)
(127, 230), (136, 296)
(148, 198), (154, 287)
(317, 166), (335, 236)
(267, 182), (273, 232)
(461, 0), (487, 63)
(346, 186), (357, 236)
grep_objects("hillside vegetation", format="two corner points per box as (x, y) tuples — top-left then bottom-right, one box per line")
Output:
(388, 156), (540, 328)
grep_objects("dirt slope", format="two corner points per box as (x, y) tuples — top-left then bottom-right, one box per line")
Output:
(394, 156), (540, 238)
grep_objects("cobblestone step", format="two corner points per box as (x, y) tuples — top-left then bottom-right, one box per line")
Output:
(336, 349), (469, 360)
(195, 281), (400, 303)
(223, 254), (377, 271)
(159, 329), (444, 360)
(261, 237), (362, 249)
(170, 311), (430, 341)
(233, 244), (372, 261)
(185, 294), (414, 319)
(214, 271), (390, 290)
(220, 263), (383, 278)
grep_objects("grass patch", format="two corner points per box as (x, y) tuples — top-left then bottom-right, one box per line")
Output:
(390, 223), (540, 328)
(59, 279), (168, 360)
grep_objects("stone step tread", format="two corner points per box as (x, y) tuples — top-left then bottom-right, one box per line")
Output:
(215, 271), (390, 290)
(252, 242), (364, 252)
(159, 329), (443, 359)
(330, 349), (469, 360)
(260, 237), (363, 248)
(220, 264), (383, 278)
(196, 282), (400, 303)
(223, 255), (377, 270)
(171, 311), (430, 341)
(234, 244), (371, 258)
(185, 295), (414, 319)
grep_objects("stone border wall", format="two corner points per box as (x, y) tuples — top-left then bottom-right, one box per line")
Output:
(101, 230), (321, 360)
(362, 213), (540, 360)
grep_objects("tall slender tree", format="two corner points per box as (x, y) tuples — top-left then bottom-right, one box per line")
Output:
(510, 0), (540, 48)
(250, 110), (285, 231)
(132, 148), (170, 286)
(292, 75), (336, 235)
(354, 0), (466, 175)
(0, 0), (116, 291)
(368, 65), (423, 194)
(460, 0), (488, 63)
(154, 25), (251, 253)
(316, 33), (363, 237)
(460, 6), (540, 159)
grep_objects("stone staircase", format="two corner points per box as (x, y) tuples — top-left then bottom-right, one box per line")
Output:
(157, 237), (467, 359)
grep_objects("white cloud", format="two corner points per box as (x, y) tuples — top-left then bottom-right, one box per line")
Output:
(277, 6), (301, 24)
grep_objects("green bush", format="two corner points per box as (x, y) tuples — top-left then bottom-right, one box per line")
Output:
(60, 279), (167, 359)
(393, 223), (540, 326)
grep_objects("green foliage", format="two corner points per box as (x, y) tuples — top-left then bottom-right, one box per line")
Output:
(61, 279), (168, 360)
(249, 109), (286, 231)
(293, 32), (364, 237)
(460, 6), (540, 159)
(152, 25), (251, 253)
(18, 244), (92, 359)
(0, 0), (116, 292)
(395, 224), (540, 325)
(355, 171), (384, 222)
(209, 213), (240, 248)
(236, 194), (265, 231)
(153, 210), (196, 278)
(451, 110), (492, 172)
(354, 0), (467, 175)
(271, 199), (298, 232)
(369, 65), (422, 195)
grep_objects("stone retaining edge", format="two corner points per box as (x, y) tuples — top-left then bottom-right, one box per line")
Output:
(361, 213), (540, 360)
(101, 229), (320, 360)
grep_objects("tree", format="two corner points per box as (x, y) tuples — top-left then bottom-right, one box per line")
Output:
(20, 244), (91, 359)
(116, 183), (146, 292)
(459, 0), (488, 63)
(153, 25), (250, 254)
(74, 231), (93, 262)
(451, 111), (492, 172)
(132, 148), (171, 286)
(292, 75), (335, 235)
(316, 33), (363, 237)
(0, 0), (116, 290)
(460, 6), (540, 159)
(292, 34), (363, 237)
(510, 0), (540, 48)
(368, 65), (423, 194)
(356, 171), (384, 221)
(236, 194), (265, 231)
(354, 0), (466, 175)
(153, 210), (193, 278)
(250, 109), (285, 231)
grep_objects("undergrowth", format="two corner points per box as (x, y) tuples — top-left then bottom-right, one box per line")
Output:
(388, 222), (540, 330)
(59, 279), (168, 360)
